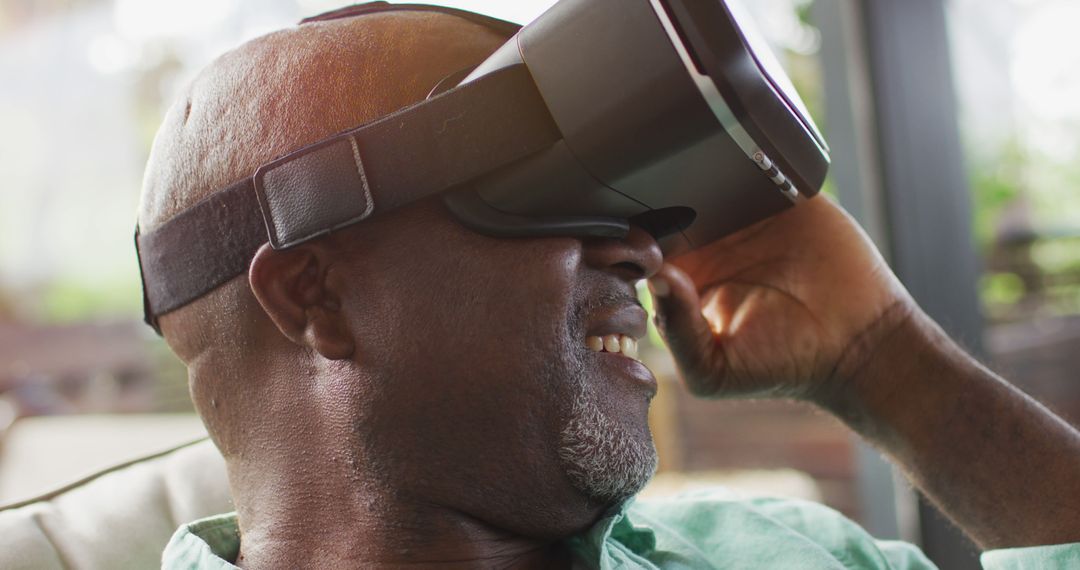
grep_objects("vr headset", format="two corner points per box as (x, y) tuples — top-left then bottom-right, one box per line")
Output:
(136, 0), (829, 334)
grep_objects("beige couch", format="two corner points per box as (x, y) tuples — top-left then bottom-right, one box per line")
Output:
(0, 437), (231, 569)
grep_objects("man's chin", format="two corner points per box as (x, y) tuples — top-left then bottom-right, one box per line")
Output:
(557, 395), (658, 505)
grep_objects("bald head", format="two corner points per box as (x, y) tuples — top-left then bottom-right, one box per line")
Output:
(140, 11), (510, 229)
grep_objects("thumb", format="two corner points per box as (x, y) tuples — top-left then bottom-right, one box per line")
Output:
(648, 264), (725, 396)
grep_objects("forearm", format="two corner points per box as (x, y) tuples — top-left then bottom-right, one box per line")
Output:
(825, 305), (1080, 549)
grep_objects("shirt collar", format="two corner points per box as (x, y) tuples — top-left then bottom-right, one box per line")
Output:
(162, 512), (240, 569)
(164, 500), (657, 569)
(565, 498), (658, 565)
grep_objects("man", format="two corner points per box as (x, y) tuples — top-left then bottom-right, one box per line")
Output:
(140, 5), (1080, 569)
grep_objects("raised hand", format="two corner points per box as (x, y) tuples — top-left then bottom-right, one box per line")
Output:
(649, 196), (912, 405)
(649, 195), (1080, 550)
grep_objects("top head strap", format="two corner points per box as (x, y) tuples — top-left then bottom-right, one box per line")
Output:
(300, 2), (522, 37)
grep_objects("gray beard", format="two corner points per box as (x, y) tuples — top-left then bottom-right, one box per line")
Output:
(557, 379), (658, 505)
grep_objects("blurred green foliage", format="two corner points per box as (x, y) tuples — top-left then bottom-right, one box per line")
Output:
(968, 141), (1026, 249)
(1033, 239), (1080, 274)
(980, 272), (1025, 307)
(37, 279), (143, 324)
(966, 131), (1080, 322)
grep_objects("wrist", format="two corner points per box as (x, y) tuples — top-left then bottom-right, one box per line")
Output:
(814, 298), (937, 439)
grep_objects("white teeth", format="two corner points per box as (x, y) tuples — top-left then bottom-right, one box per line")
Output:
(585, 334), (640, 361)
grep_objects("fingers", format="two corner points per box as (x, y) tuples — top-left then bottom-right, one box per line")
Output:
(648, 263), (724, 397)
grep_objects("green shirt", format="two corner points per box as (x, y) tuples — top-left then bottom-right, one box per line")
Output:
(162, 488), (1080, 569)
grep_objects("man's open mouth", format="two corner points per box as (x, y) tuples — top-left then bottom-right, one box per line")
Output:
(585, 334), (640, 361)
(583, 295), (648, 363)
(582, 302), (656, 392)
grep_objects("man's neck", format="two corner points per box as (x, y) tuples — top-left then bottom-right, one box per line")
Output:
(230, 461), (577, 569)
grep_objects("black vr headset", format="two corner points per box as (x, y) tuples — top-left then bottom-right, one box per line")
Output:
(135, 0), (830, 334)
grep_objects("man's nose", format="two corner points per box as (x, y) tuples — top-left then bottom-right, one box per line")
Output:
(582, 225), (664, 282)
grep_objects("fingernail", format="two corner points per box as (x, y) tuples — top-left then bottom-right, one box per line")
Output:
(648, 277), (670, 298)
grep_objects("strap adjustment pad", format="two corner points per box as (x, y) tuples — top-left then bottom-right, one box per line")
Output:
(253, 134), (375, 250)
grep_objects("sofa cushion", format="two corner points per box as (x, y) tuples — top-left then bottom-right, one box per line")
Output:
(0, 438), (231, 570)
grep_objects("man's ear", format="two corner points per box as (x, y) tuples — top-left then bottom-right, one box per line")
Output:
(248, 243), (354, 360)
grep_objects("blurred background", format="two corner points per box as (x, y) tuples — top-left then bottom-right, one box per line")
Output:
(1, 0), (1077, 567)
